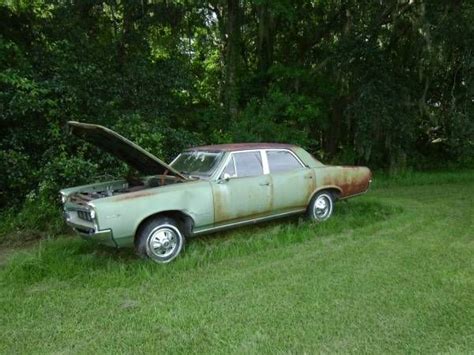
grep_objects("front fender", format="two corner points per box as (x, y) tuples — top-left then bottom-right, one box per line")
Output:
(93, 180), (214, 247)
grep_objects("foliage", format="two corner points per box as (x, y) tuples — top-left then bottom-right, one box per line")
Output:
(0, 1), (473, 236)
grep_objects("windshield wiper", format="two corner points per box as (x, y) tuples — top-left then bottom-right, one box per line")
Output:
(179, 171), (201, 179)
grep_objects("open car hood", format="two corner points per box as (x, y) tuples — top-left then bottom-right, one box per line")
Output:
(67, 121), (187, 180)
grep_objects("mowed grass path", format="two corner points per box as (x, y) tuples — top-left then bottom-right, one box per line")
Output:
(1, 172), (473, 353)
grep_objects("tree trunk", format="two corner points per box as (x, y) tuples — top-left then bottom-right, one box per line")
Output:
(256, 1), (274, 76)
(324, 96), (346, 158)
(223, 0), (241, 121)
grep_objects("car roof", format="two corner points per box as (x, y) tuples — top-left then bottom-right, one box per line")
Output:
(188, 143), (297, 152)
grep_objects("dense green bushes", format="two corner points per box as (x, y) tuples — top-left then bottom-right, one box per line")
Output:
(0, 1), (473, 238)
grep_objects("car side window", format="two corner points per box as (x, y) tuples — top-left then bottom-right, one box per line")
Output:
(267, 150), (303, 173)
(233, 151), (263, 178)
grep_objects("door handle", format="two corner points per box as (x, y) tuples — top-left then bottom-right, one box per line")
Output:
(304, 175), (313, 179)
(259, 182), (270, 186)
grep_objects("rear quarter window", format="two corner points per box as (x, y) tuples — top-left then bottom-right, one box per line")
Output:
(267, 150), (303, 173)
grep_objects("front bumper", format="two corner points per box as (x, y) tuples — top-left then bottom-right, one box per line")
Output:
(64, 212), (117, 247)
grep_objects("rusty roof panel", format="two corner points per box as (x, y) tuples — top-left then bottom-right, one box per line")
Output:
(189, 143), (297, 152)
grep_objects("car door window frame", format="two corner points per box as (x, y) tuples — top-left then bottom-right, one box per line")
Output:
(216, 149), (269, 180)
(221, 154), (237, 178)
(265, 149), (306, 174)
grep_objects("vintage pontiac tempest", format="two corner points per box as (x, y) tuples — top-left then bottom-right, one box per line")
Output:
(61, 122), (372, 263)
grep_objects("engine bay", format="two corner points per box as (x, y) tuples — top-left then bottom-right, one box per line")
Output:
(68, 175), (183, 205)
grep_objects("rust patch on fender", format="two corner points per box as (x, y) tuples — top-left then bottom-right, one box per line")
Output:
(337, 167), (371, 198)
(313, 166), (371, 199)
(112, 190), (156, 201)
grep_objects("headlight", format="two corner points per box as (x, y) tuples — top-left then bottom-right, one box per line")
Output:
(60, 193), (67, 204)
(89, 208), (96, 220)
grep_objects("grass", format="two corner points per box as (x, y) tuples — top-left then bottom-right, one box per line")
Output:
(0, 171), (473, 353)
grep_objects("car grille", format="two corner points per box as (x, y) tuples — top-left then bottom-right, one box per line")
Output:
(77, 210), (93, 222)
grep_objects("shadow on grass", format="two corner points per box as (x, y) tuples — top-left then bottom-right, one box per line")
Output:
(1, 199), (402, 286)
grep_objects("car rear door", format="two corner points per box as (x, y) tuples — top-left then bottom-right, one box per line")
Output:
(266, 149), (315, 211)
(211, 151), (272, 225)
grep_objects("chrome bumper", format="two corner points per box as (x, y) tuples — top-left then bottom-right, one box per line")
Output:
(65, 214), (117, 247)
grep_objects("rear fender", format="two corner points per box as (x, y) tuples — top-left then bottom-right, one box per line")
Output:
(307, 186), (342, 205)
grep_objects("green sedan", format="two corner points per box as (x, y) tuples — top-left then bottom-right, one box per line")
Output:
(60, 122), (372, 263)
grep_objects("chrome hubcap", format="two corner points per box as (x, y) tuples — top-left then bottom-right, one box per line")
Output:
(148, 227), (178, 258)
(314, 195), (331, 220)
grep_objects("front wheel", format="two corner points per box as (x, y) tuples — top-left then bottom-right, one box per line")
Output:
(135, 217), (185, 263)
(307, 191), (334, 222)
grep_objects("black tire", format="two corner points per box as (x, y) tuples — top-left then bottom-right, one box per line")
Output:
(307, 191), (334, 222)
(135, 216), (185, 263)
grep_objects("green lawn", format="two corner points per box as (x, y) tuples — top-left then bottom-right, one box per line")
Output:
(1, 171), (473, 353)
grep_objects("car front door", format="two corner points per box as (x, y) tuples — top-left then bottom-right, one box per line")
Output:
(266, 149), (315, 211)
(211, 151), (272, 225)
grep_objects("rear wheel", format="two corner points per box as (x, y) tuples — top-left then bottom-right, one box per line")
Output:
(307, 191), (334, 222)
(135, 217), (185, 263)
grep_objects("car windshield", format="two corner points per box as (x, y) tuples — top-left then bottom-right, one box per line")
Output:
(170, 151), (224, 177)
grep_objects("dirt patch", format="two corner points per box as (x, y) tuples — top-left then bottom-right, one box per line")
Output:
(0, 229), (44, 247)
(121, 299), (139, 309)
(0, 229), (76, 267)
(0, 237), (44, 267)
(0, 246), (16, 267)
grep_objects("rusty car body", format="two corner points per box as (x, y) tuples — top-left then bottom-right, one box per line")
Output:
(60, 121), (372, 263)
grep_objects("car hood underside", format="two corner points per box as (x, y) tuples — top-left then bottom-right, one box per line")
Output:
(67, 121), (187, 180)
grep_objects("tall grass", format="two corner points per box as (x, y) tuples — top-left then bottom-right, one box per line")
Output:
(2, 199), (401, 286)
(371, 168), (474, 188)
(1, 170), (473, 353)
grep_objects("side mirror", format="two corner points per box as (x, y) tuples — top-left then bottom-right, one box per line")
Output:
(218, 173), (231, 183)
